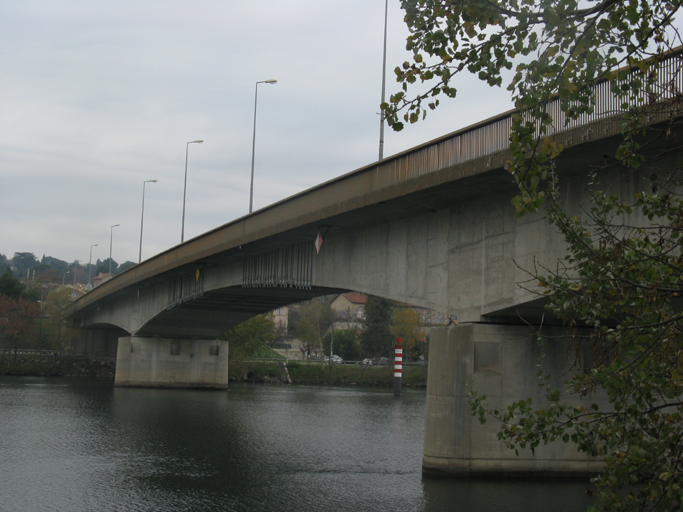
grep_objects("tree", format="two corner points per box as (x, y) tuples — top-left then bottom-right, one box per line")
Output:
(11, 252), (38, 278)
(41, 256), (68, 273)
(360, 296), (395, 357)
(0, 296), (41, 360)
(323, 329), (360, 361)
(32, 264), (60, 284)
(99, 258), (118, 275)
(70, 265), (88, 285)
(95, 258), (105, 276)
(387, 1), (683, 510)
(497, 176), (683, 512)
(390, 307), (424, 362)
(116, 261), (137, 274)
(0, 270), (23, 300)
(268, 317), (288, 347)
(45, 288), (79, 352)
(293, 301), (334, 360)
(0, 254), (9, 274)
(221, 314), (277, 360)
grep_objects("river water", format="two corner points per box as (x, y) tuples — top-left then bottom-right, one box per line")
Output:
(0, 376), (593, 512)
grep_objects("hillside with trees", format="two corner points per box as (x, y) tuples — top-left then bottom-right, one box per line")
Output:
(0, 251), (137, 286)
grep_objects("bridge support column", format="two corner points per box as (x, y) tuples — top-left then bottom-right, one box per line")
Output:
(423, 323), (604, 477)
(115, 337), (228, 389)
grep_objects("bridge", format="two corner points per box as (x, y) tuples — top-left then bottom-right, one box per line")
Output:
(69, 52), (683, 477)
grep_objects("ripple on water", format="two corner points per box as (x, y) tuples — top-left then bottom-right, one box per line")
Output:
(0, 379), (592, 512)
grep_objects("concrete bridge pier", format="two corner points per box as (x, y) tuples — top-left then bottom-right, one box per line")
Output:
(114, 337), (229, 389)
(423, 323), (604, 477)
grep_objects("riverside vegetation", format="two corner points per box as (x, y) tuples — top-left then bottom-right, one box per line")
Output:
(0, 353), (427, 388)
(0, 353), (115, 378)
(229, 360), (427, 387)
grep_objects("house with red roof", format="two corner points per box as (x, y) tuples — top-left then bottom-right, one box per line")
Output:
(330, 292), (367, 319)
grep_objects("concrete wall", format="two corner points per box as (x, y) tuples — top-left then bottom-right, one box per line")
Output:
(70, 327), (127, 359)
(423, 324), (606, 477)
(115, 337), (228, 389)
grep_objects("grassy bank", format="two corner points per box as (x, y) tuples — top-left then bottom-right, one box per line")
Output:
(0, 354), (115, 379)
(230, 360), (428, 387)
(0, 355), (427, 388)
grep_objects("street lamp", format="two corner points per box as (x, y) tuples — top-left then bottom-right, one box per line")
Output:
(181, 139), (204, 243)
(109, 224), (120, 275)
(379, 0), (389, 161)
(249, 79), (277, 213)
(87, 244), (98, 290)
(139, 179), (158, 263)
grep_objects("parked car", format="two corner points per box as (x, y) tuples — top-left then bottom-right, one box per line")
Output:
(374, 357), (389, 366)
(362, 358), (373, 366)
(331, 355), (343, 364)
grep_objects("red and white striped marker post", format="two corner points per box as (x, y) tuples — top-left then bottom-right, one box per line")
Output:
(394, 337), (403, 396)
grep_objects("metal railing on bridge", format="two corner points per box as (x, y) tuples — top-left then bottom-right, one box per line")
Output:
(384, 49), (683, 183)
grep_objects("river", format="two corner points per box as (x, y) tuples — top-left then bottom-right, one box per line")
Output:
(0, 376), (593, 512)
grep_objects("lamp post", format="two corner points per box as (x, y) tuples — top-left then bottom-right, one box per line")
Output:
(139, 179), (158, 263)
(181, 140), (204, 243)
(249, 79), (277, 213)
(379, 0), (389, 161)
(87, 244), (98, 290)
(109, 224), (119, 275)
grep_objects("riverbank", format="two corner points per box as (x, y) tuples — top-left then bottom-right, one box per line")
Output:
(231, 360), (428, 387)
(0, 355), (428, 387)
(0, 353), (115, 378)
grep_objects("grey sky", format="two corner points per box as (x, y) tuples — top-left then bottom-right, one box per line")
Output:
(1, 1), (514, 266)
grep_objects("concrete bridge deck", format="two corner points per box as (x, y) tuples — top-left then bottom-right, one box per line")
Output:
(71, 96), (676, 334)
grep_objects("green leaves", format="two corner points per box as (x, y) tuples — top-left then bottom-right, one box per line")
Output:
(391, 2), (683, 509)
(387, 0), (681, 216)
(514, 175), (683, 511)
(221, 314), (278, 360)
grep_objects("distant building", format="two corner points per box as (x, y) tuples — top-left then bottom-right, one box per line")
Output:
(330, 292), (367, 319)
(411, 306), (448, 326)
(92, 272), (113, 288)
(272, 305), (288, 332)
(330, 292), (449, 326)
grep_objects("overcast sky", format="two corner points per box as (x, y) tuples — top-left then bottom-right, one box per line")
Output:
(1, 1), (517, 266)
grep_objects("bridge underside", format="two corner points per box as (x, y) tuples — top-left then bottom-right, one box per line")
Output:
(136, 285), (347, 339)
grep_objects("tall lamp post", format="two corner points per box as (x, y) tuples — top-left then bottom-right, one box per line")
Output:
(249, 79), (277, 213)
(181, 140), (204, 243)
(87, 244), (98, 290)
(379, 0), (389, 161)
(139, 179), (158, 263)
(109, 224), (119, 275)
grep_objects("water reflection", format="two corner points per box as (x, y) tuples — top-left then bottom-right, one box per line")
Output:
(422, 477), (593, 512)
(0, 377), (592, 512)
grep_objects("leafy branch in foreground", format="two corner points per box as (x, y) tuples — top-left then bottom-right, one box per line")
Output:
(385, 1), (683, 510)
(384, 0), (682, 213)
(471, 169), (683, 511)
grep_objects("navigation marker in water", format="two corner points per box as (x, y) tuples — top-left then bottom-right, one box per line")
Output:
(394, 337), (402, 396)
